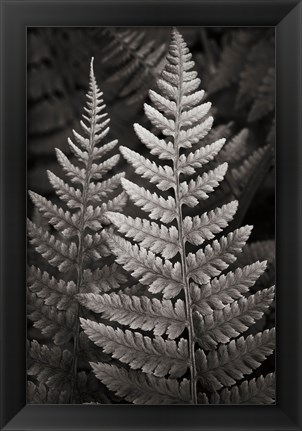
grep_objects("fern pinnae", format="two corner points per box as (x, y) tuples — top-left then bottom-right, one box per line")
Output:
(121, 177), (177, 223)
(105, 212), (180, 259)
(182, 200), (238, 246)
(191, 260), (268, 314)
(193, 286), (275, 350)
(196, 328), (275, 391)
(210, 372), (275, 404)
(90, 363), (191, 405)
(106, 233), (184, 298)
(27, 220), (77, 272)
(77, 292), (186, 339)
(120, 146), (175, 191)
(81, 263), (127, 293)
(178, 138), (226, 175)
(80, 318), (189, 378)
(28, 266), (77, 311)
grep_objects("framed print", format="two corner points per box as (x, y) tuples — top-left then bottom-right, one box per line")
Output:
(0, 0), (301, 430)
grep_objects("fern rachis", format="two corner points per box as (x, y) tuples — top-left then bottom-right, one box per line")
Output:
(79, 30), (275, 405)
(170, 43), (205, 402)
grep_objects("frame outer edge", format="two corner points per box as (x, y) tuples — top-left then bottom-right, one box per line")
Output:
(0, 0), (301, 430)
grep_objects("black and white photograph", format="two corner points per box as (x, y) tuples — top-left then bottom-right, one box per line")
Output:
(27, 26), (276, 405)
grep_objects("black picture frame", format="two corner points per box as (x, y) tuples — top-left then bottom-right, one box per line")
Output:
(0, 0), (301, 430)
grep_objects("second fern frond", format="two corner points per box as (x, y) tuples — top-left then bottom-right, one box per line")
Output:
(27, 58), (126, 403)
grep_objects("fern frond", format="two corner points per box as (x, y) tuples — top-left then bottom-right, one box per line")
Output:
(80, 319), (189, 378)
(27, 57), (126, 403)
(78, 292), (186, 339)
(194, 286), (275, 349)
(75, 370), (111, 404)
(90, 363), (191, 404)
(83, 29), (275, 405)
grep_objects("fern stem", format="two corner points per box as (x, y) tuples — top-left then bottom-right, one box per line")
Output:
(175, 178), (198, 404)
(70, 145), (93, 403)
(173, 38), (197, 405)
(70, 69), (98, 403)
